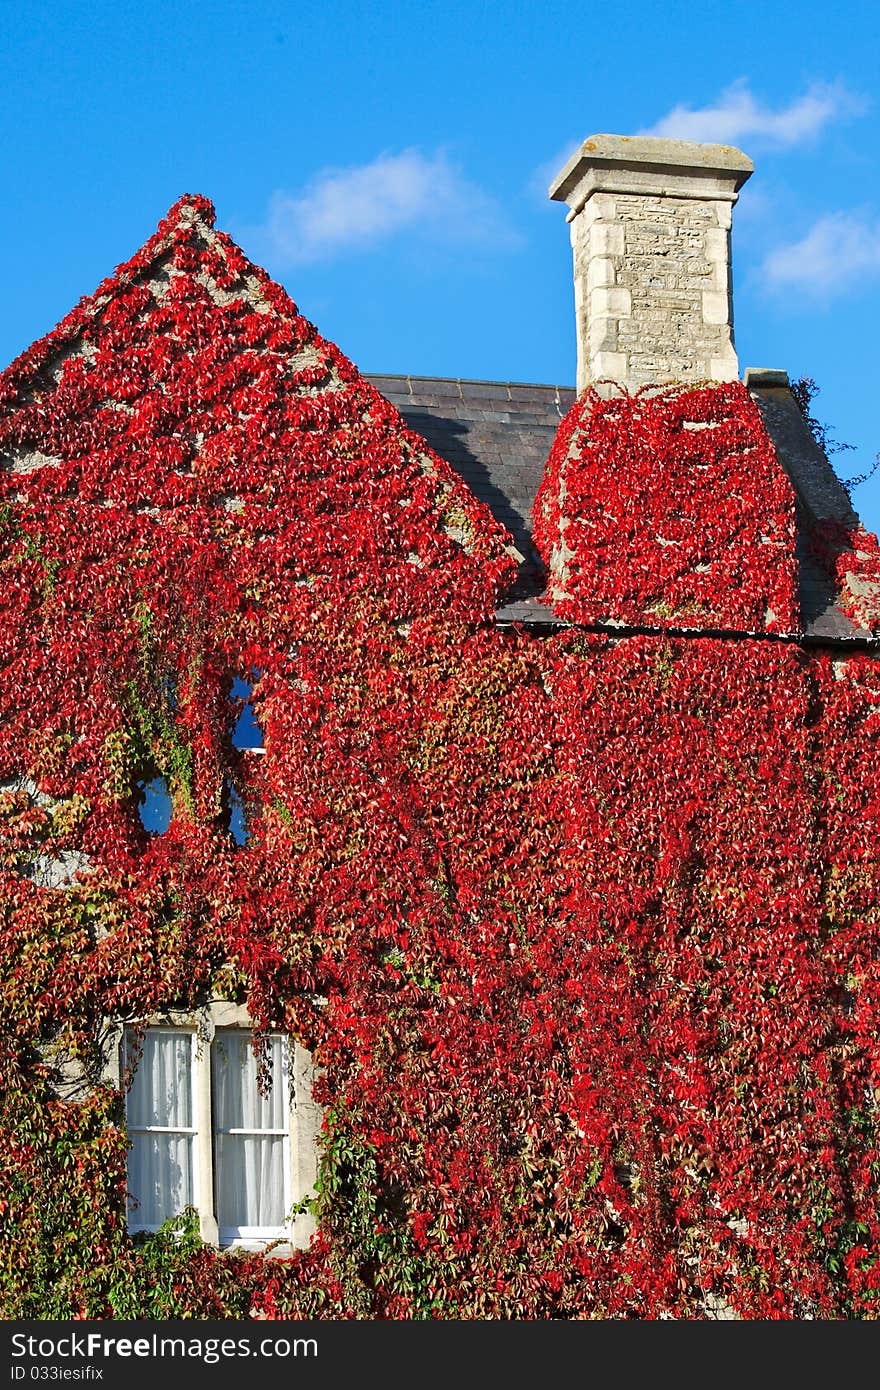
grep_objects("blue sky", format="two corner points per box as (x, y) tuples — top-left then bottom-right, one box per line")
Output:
(2, 0), (879, 524)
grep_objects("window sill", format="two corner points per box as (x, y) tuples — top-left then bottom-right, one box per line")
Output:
(219, 1236), (300, 1258)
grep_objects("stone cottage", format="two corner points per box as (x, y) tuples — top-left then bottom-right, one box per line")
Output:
(1, 135), (879, 1320)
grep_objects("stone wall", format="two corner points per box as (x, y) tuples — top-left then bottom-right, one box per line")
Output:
(550, 135), (753, 393)
(573, 189), (736, 388)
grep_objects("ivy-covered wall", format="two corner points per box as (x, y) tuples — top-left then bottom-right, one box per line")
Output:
(2, 198), (880, 1319)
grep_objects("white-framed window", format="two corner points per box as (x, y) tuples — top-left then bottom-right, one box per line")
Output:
(122, 1016), (318, 1251)
(211, 1030), (290, 1246)
(124, 1027), (199, 1233)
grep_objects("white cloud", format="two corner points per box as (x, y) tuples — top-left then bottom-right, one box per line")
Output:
(643, 79), (864, 148)
(762, 211), (880, 298)
(253, 149), (516, 265)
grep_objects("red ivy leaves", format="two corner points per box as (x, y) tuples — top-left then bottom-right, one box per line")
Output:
(534, 382), (800, 633)
(0, 200), (878, 1319)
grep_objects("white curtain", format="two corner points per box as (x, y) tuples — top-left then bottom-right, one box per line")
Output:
(213, 1032), (286, 1230)
(126, 1030), (194, 1228)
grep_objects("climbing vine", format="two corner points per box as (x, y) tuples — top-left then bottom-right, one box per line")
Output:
(1, 198), (880, 1319)
(533, 381), (799, 633)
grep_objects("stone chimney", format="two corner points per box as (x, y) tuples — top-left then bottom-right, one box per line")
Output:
(549, 134), (753, 393)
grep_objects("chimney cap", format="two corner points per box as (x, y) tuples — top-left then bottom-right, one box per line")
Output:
(549, 133), (753, 212)
(743, 367), (791, 389)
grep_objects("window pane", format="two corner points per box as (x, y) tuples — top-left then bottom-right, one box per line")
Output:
(231, 678), (263, 749)
(226, 779), (248, 846)
(126, 1030), (193, 1129)
(215, 1134), (285, 1229)
(212, 1032), (286, 1130)
(127, 1131), (194, 1227)
(137, 777), (173, 834)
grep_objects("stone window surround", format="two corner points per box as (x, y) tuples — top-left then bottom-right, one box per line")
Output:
(103, 999), (320, 1253)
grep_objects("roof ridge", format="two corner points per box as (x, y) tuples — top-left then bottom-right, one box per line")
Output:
(365, 372), (576, 395)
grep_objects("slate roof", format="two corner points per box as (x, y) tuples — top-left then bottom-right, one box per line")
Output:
(366, 371), (874, 646)
(746, 374), (868, 644)
(366, 375), (574, 625)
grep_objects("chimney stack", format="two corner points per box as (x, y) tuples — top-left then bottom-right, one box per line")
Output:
(549, 134), (753, 393)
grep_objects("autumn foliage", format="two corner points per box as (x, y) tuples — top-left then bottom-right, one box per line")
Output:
(1, 197), (880, 1318)
(533, 381), (800, 633)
